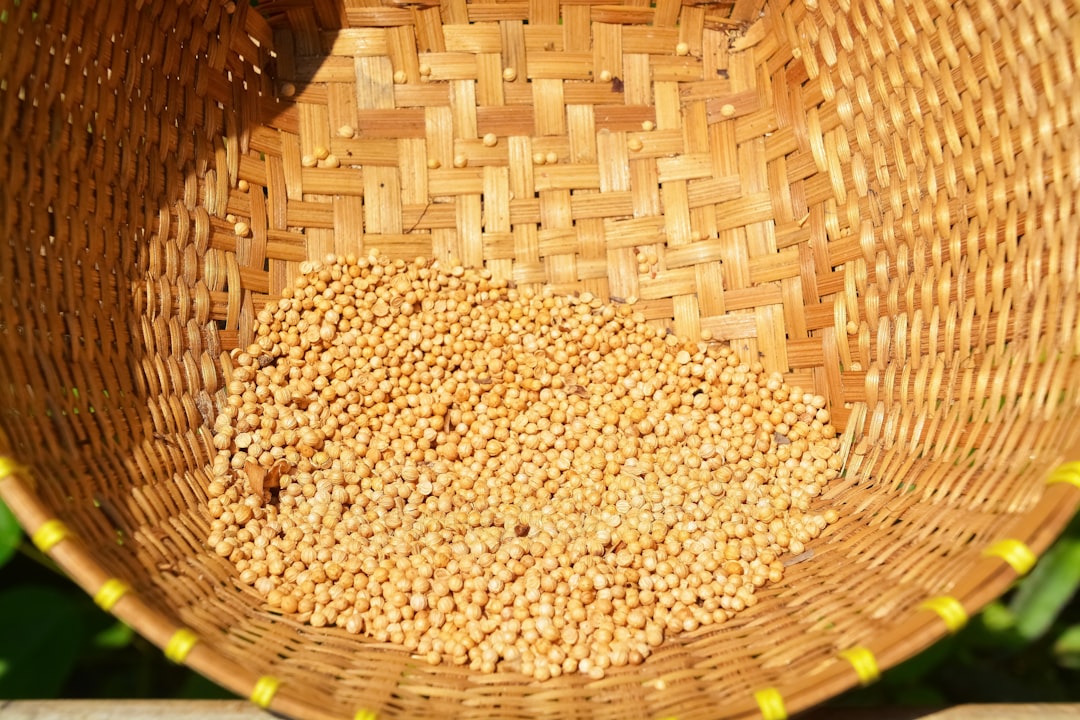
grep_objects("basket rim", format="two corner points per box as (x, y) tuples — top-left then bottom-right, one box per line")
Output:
(2, 461), (1078, 720)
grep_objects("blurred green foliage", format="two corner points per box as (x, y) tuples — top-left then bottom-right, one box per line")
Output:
(832, 509), (1080, 708)
(0, 498), (233, 700)
(1, 497), (1078, 705)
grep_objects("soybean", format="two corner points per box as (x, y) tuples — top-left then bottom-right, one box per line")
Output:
(208, 252), (843, 681)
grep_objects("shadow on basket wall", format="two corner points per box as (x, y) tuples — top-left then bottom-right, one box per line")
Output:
(1, 0), (1079, 718)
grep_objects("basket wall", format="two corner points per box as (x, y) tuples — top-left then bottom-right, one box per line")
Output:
(1, 0), (1079, 719)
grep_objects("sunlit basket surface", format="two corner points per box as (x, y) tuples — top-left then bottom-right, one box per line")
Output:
(1, 0), (1079, 718)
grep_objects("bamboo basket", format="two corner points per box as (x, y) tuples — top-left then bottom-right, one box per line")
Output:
(2, 0), (1079, 718)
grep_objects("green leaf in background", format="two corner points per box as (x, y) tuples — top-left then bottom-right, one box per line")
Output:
(878, 635), (958, 688)
(93, 620), (135, 650)
(980, 600), (1017, 632)
(1010, 512), (1080, 641)
(0, 586), (89, 698)
(963, 600), (1025, 652)
(1054, 624), (1080, 670)
(0, 497), (21, 568)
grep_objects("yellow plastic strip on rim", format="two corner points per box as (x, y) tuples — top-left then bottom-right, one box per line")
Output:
(920, 596), (968, 634)
(983, 539), (1037, 576)
(165, 628), (199, 664)
(93, 578), (130, 611)
(250, 676), (281, 709)
(0, 456), (24, 482)
(31, 519), (71, 553)
(354, 710), (378, 720)
(839, 646), (880, 685)
(1047, 461), (1080, 489)
(753, 687), (787, 720)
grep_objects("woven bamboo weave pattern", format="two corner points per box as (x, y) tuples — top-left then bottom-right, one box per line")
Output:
(1, 0), (1079, 718)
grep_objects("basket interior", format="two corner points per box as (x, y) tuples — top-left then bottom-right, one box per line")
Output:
(1, 0), (1079, 718)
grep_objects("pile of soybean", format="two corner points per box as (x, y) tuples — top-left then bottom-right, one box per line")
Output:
(207, 253), (842, 680)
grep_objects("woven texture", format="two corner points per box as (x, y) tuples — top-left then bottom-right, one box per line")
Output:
(1, 0), (1079, 718)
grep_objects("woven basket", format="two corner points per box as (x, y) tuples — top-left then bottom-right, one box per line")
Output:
(2, 0), (1079, 717)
